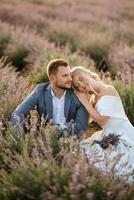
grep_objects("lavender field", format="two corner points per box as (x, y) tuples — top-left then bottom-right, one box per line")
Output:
(0, 0), (134, 199)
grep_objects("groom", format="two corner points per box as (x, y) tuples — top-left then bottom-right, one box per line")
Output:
(11, 59), (89, 136)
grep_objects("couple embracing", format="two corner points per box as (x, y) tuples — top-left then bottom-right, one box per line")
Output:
(11, 58), (134, 182)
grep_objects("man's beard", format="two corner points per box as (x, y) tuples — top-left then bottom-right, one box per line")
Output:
(55, 82), (72, 90)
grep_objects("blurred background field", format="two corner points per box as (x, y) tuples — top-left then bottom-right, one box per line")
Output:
(0, 0), (134, 199)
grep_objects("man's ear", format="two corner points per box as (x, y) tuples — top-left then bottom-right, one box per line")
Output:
(49, 74), (55, 83)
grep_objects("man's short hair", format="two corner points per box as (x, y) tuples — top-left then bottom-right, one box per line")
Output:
(47, 59), (69, 77)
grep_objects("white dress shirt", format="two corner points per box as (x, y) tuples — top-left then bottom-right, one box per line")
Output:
(51, 88), (66, 129)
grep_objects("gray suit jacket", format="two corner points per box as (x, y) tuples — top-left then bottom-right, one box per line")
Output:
(11, 82), (89, 134)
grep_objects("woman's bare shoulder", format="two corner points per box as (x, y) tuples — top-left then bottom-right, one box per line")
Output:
(102, 85), (119, 97)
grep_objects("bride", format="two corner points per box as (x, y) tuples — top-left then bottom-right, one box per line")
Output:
(71, 66), (134, 182)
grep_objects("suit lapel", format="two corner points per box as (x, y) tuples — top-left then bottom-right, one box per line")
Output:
(64, 91), (72, 120)
(44, 84), (53, 119)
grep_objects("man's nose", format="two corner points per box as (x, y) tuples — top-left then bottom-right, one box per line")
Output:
(68, 75), (72, 82)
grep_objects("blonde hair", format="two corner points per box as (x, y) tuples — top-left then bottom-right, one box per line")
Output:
(71, 66), (100, 80)
(71, 66), (101, 96)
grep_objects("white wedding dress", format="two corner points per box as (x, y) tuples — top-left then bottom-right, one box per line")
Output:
(80, 95), (134, 182)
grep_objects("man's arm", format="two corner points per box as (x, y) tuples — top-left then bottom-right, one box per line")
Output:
(11, 88), (39, 128)
(73, 103), (89, 135)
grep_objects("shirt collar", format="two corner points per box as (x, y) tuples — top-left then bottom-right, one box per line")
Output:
(51, 86), (66, 99)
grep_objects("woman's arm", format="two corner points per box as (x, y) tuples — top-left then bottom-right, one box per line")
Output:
(75, 92), (109, 127)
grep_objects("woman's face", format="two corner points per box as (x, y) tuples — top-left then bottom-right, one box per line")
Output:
(72, 73), (90, 93)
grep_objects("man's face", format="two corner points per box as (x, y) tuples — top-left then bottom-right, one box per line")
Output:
(51, 66), (72, 89)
